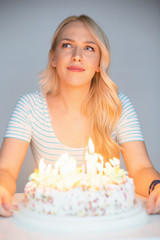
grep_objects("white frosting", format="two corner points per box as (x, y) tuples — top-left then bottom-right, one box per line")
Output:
(24, 175), (135, 216)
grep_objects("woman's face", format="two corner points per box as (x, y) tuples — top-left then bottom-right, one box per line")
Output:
(53, 21), (100, 89)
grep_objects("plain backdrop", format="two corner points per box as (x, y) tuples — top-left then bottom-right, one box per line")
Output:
(0, 0), (160, 192)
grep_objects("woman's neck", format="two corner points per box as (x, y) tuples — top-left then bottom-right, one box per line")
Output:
(46, 85), (90, 148)
(53, 85), (90, 115)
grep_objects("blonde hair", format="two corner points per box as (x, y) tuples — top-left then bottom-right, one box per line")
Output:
(39, 15), (122, 162)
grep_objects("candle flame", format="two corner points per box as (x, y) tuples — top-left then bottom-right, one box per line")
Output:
(109, 157), (120, 167)
(59, 152), (70, 164)
(105, 162), (112, 169)
(57, 152), (77, 175)
(46, 164), (52, 174)
(88, 138), (94, 154)
(39, 158), (46, 173)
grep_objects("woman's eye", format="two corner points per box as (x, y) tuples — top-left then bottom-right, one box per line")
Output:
(85, 46), (95, 51)
(62, 43), (72, 48)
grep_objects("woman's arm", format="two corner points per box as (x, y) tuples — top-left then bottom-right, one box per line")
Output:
(121, 141), (160, 214)
(0, 138), (29, 216)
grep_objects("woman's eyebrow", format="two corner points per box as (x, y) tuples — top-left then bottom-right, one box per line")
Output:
(59, 38), (74, 42)
(59, 38), (97, 45)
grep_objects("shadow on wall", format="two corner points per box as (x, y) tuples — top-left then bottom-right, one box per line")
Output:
(16, 147), (35, 192)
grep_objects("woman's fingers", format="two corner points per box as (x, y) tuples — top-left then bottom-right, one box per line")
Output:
(0, 187), (12, 217)
(146, 193), (155, 214)
(146, 186), (160, 214)
(0, 204), (12, 217)
(152, 195), (160, 214)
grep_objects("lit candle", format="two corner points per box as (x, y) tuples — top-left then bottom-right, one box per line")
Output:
(110, 158), (119, 172)
(53, 161), (59, 176)
(39, 158), (46, 173)
(109, 157), (120, 168)
(46, 164), (52, 175)
(98, 154), (104, 175)
(39, 158), (46, 183)
(85, 138), (98, 177)
(82, 164), (85, 177)
(88, 138), (94, 154)
(105, 162), (112, 169)
(56, 152), (76, 176)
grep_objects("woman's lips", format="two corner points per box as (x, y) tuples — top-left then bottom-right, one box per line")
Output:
(67, 66), (85, 72)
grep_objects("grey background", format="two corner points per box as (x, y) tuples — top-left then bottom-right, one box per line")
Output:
(0, 0), (160, 192)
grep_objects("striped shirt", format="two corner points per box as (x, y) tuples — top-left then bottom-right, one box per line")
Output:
(4, 91), (144, 166)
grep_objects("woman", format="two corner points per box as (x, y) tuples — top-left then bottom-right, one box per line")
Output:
(0, 15), (160, 217)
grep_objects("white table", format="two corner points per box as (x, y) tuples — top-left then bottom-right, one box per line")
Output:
(0, 193), (160, 240)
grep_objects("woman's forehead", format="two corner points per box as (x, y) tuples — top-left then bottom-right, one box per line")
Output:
(57, 21), (96, 43)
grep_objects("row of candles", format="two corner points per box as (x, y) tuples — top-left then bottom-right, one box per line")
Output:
(38, 138), (120, 180)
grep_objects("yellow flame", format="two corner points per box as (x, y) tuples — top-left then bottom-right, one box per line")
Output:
(88, 138), (94, 154)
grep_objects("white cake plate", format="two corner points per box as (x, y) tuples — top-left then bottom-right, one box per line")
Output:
(13, 199), (148, 233)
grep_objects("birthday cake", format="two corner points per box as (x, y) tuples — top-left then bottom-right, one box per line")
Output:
(14, 139), (148, 233)
(23, 155), (135, 217)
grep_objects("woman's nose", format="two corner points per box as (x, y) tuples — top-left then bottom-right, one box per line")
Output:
(71, 47), (83, 62)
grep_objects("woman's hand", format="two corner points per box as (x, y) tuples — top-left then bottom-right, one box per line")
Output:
(0, 138), (30, 217)
(146, 184), (160, 214)
(0, 186), (12, 217)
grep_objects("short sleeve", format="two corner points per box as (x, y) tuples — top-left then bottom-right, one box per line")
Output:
(116, 92), (144, 144)
(4, 95), (32, 142)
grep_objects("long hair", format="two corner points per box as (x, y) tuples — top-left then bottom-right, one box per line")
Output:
(39, 15), (122, 162)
